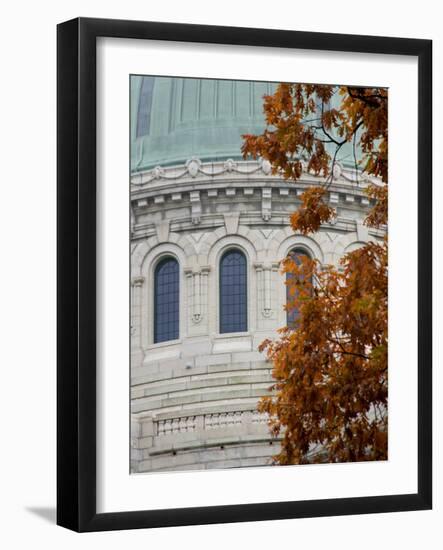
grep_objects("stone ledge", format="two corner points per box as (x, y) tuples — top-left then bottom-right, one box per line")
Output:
(131, 360), (270, 385)
(131, 382), (272, 411)
(131, 372), (272, 399)
(149, 433), (281, 455)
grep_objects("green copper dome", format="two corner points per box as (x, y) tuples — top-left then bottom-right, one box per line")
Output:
(131, 76), (276, 172)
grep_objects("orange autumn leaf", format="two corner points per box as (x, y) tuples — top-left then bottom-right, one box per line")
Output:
(243, 84), (388, 464)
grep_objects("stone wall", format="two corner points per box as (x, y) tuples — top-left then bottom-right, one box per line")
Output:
(130, 158), (385, 473)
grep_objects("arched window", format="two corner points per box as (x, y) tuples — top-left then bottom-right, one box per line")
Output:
(219, 249), (247, 334)
(286, 249), (311, 328)
(154, 257), (179, 343)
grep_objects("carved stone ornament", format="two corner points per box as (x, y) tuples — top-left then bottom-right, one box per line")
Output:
(332, 162), (342, 179)
(223, 158), (237, 172)
(152, 165), (165, 179)
(186, 157), (202, 178)
(260, 158), (272, 175)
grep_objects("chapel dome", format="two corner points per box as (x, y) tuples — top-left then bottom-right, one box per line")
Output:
(130, 75), (275, 172)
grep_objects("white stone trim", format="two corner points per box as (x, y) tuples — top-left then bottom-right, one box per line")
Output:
(276, 232), (325, 264)
(131, 158), (379, 188)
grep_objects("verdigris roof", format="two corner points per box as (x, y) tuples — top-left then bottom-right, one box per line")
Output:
(131, 76), (274, 172)
(131, 76), (363, 174)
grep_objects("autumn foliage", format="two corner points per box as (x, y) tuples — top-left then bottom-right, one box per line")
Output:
(242, 84), (388, 464)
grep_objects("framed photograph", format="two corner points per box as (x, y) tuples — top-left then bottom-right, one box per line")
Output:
(57, 17), (432, 532)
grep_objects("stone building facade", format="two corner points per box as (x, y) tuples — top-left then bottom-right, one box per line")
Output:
(130, 76), (384, 473)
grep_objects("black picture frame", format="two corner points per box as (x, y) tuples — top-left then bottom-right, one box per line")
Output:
(57, 17), (432, 532)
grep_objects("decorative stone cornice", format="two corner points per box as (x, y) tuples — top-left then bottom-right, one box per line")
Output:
(131, 158), (380, 188)
(132, 157), (271, 185)
(132, 183), (375, 218)
(130, 159), (381, 220)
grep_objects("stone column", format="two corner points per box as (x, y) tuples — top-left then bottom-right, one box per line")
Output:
(263, 264), (271, 317)
(184, 268), (194, 332)
(192, 270), (201, 323)
(254, 262), (265, 320)
(131, 276), (145, 367)
(185, 266), (211, 332)
(200, 266), (210, 327)
(254, 262), (279, 322)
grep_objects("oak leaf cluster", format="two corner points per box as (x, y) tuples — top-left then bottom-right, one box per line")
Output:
(242, 84), (388, 464)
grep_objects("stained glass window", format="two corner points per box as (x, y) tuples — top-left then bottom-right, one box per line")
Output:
(286, 249), (310, 328)
(136, 76), (155, 138)
(220, 250), (247, 334)
(154, 257), (179, 343)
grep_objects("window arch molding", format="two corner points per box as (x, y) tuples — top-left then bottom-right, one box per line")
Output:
(277, 236), (323, 264)
(207, 236), (257, 336)
(344, 240), (368, 255)
(139, 243), (187, 349)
